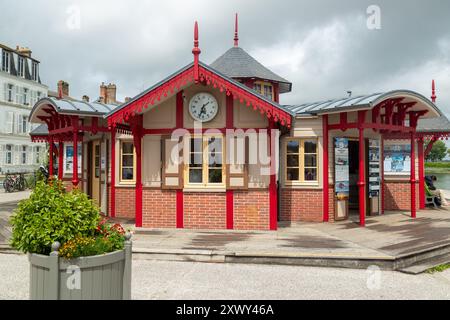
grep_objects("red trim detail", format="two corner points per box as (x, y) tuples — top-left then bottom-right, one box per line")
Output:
(58, 141), (64, 180)
(71, 116), (79, 187)
(110, 129), (116, 218)
(358, 111), (366, 227)
(322, 115), (329, 222)
(131, 115), (143, 228)
(418, 139), (425, 210)
(226, 190), (234, 229)
(411, 132), (416, 218)
(176, 190), (184, 228)
(49, 136), (54, 177)
(176, 91), (184, 128)
(380, 136), (385, 214)
(192, 21), (201, 83)
(234, 13), (239, 47)
(269, 121), (278, 231)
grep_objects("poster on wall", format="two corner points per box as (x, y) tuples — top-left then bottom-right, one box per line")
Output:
(334, 138), (349, 196)
(368, 140), (381, 198)
(64, 143), (82, 175)
(383, 144), (411, 175)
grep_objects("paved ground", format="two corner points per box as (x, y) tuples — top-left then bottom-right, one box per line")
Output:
(0, 253), (449, 300)
(0, 191), (30, 245)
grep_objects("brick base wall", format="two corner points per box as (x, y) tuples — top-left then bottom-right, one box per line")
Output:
(184, 192), (227, 229)
(142, 189), (177, 228)
(384, 181), (420, 211)
(280, 188), (324, 222)
(115, 187), (135, 218)
(234, 190), (270, 230)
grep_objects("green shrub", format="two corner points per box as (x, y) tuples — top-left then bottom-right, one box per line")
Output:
(10, 180), (100, 255)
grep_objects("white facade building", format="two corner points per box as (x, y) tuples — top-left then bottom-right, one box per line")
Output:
(0, 44), (48, 173)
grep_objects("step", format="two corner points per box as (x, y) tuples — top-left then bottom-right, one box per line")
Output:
(398, 253), (450, 274)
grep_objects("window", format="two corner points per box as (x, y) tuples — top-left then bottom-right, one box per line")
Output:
(286, 139), (318, 183)
(2, 51), (10, 72)
(7, 84), (13, 102)
(120, 141), (135, 182)
(5, 145), (12, 164)
(23, 88), (28, 105)
(94, 144), (100, 178)
(35, 146), (41, 164)
(253, 81), (274, 100)
(32, 61), (38, 81)
(186, 135), (224, 187)
(21, 115), (28, 133)
(21, 146), (27, 164)
(17, 56), (24, 77)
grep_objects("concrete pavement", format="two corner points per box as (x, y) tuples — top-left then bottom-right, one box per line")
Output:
(0, 253), (449, 300)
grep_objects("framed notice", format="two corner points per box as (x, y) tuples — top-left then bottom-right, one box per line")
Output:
(368, 139), (380, 198)
(384, 143), (411, 175)
(64, 143), (82, 175)
(334, 138), (349, 197)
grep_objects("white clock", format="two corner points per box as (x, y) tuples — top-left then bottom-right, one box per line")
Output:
(188, 92), (219, 122)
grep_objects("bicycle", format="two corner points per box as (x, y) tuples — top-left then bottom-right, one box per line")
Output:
(3, 173), (28, 193)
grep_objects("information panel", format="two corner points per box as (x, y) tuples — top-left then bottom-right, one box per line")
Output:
(368, 139), (380, 198)
(334, 138), (349, 197)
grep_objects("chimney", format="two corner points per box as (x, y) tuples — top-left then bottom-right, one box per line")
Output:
(16, 45), (32, 58)
(124, 97), (132, 103)
(57, 80), (69, 98)
(82, 95), (90, 102)
(99, 82), (107, 102)
(106, 83), (117, 104)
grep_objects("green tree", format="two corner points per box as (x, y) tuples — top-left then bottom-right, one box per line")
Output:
(425, 140), (447, 162)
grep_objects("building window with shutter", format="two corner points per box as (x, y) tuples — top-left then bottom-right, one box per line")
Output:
(18, 56), (24, 77)
(120, 141), (135, 183)
(6, 112), (14, 134)
(2, 51), (10, 72)
(285, 138), (318, 183)
(21, 116), (28, 134)
(5, 145), (12, 165)
(32, 61), (38, 81)
(185, 135), (225, 188)
(21, 146), (27, 164)
(23, 88), (28, 105)
(7, 84), (13, 102)
(35, 146), (41, 164)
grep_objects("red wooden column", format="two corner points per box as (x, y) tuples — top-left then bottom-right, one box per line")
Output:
(411, 132), (417, 218)
(58, 140), (64, 180)
(176, 91), (184, 229)
(48, 135), (54, 177)
(358, 111), (366, 227)
(322, 115), (329, 222)
(380, 136), (385, 214)
(418, 138), (425, 210)
(269, 120), (278, 231)
(72, 116), (79, 187)
(133, 115), (144, 228)
(226, 94), (234, 229)
(110, 128), (116, 218)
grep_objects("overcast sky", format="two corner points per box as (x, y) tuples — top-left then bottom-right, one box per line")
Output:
(1, 0), (450, 115)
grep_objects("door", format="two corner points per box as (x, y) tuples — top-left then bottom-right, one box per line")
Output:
(91, 141), (101, 205)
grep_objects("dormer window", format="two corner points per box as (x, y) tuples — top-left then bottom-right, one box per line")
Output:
(253, 81), (274, 101)
(2, 50), (10, 73)
(18, 56), (24, 77)
(32, 61), (39, 81)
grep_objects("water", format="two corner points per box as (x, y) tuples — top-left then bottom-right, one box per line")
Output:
(431, 173), (450, 191)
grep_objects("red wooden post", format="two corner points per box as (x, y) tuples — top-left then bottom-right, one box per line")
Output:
(358, 111), (366, 227)
(72, 117), (79, 187)
(176, 91), (184, 229)
(322, 115), (329, 222)
(226, 94), (234, 229)
(134, 115), (143, 228)
(58, 140), (64, 180)
(49, 135), (54, 177)
(411, 132), (417, 218)
(380, 136), (385, 214)
(269, 120), (278, 231)
(110, 128), (116, 218)
(418, 138), (425, 210)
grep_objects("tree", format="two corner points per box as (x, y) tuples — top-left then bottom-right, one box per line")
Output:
(425, 140), (447, 162)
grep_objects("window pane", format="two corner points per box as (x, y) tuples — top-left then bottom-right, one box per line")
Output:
(287, 155), (299, 167)
(287, 141), (299, 154)
(304, 168), (317, 181)
(191, 138), (202, 153)
(122, 155), (134, 167)
(95, 168), (100, 178)
(208, 154), (222, 167)
(122, 168), (134, 180)
(208, 169), (222, 183)
(190, 153), (203, 167)
(122, 142), (134, 154)
(304, 154), (317, 167)
(287, 168), (299, 181)
(189, 169), (203, 183)
(304, 140), (317, 153)
(208, 137), (222, 152)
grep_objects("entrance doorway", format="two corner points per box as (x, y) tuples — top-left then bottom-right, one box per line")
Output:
(89, 140), (101, 206)
(348, 140), (360, 214)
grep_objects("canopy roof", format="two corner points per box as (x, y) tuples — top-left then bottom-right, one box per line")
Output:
(210, 47), (292, 94)
(284, 90), (441, 119)
(417, 115), (450, 133)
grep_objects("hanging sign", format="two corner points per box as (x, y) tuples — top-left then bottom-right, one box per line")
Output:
(368, 139), (381, 198)
(334, 138), (349, 197)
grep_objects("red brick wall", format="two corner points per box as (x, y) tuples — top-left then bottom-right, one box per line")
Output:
(142, 189), (177, 228)
(115, 187), (135, 218)
(234, 190), (270, 230)
(280, 188), (323, 222)
(183, 192), (227, 229)
(328, 186), (335, 222)
(384, 180), (419, 211)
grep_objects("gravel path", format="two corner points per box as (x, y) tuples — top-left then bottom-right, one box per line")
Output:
(1, 253), (449, 300)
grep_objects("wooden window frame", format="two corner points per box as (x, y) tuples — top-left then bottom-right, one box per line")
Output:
(284, 138), (319, 186)
(253, 81), (274, 101)
(119, 140), (136, 184)
(184, 134), (226, 189)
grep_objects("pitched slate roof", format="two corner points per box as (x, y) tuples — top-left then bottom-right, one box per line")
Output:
(417, 115), (450, 133)
(210, 47), (292, 94)
(283, 90), (441, 117)
(32, 96), (119, 117)
(29, 123), (48, 136)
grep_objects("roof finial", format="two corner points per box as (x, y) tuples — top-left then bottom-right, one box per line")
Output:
(431, 79), (437, 103)
(234, 13), (239, 47)
(192, 21), (201, 83)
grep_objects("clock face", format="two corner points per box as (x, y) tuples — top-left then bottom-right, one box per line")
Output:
(188, 92), (219, 122)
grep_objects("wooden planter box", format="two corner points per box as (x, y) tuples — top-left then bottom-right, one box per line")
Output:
(28, 234), (132, 300)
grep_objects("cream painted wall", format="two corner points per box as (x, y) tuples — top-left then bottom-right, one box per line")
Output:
(143, 95), (176, 129)
(142, 135), (161, 187)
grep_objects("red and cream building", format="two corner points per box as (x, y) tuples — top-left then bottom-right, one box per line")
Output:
(29, 17), (449, 230)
